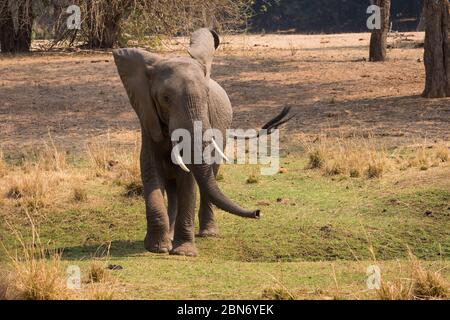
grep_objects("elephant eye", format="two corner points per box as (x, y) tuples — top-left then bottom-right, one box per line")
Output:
(163, 95), (170, 103)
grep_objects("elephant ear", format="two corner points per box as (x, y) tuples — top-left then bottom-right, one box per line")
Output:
(113, 48), (164, 143)
(188, 28), (220, 79)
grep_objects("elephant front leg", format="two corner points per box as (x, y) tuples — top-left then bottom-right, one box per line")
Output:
(141, 137), (172, 253)
(143, 185), (172, 254)
(170, 173), (198, 257)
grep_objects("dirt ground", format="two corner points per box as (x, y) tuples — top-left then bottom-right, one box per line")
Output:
(1, 32), (449, 155)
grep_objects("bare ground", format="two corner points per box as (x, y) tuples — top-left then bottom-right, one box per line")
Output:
(0, 32), (449, 154)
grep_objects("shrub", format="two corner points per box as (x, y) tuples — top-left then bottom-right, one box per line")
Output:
(367, 162), (384, 179)
(435, 143), (449, 162)
(308, 149), (325, 169)
(73, 187), (88, 202)
(349, 168), (360, 178)
(246, 174), (259, 184)
(124, 181), (144, 198)
(88, 261), (108, 283)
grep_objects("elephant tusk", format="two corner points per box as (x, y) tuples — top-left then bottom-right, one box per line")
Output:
(211, 138), (229, 162)
(172, 145), (190, 173)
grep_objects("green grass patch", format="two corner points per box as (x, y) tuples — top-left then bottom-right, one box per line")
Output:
(1, 154), (449, 299)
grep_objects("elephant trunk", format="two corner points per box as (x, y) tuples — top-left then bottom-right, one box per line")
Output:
(190, 163), (260, 219)
(179, 93), (259, 218)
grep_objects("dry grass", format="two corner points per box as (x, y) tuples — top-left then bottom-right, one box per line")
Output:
(116, 137), (141, 184)
(0, 134), (143, 217)
(84, 282), (116, 300)
(0, 271), (10, 300)
(86, 134), (141, 188)
(0, 149), (7, 178)
(5, 166), (53, 209)
(398, 141), (450, 171)
(288, 41), (298, 57)
(261, 286), (295, 300)
(304, 134), (391, 179)
(1, 253), (118, 300)
(0, 138), (76, 211)
(1, 217), (69, 300)
(435, 143), (449, 163)
(8, 251), (68, 300)
(38, 136), (67, 172)
(86, 136), (117, 175)
(87, 260), (109, 283)
(377, 277), (414, 300)
(73, 187), (88, 202)
(377, 253), (449, 300)
(406, 145), (432, 170)
(0, 213), (117, 300)
(304, 135), (449, 179)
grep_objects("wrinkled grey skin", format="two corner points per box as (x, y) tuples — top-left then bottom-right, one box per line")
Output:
(113, 29), (259, 257)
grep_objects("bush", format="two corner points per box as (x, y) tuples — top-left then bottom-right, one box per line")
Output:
(367, 162), (384, 179)
(73, 188), (88, 202)
(246, 174), (259, 184)
(124, 181), (144, 198)
(308, 149), (325, 169)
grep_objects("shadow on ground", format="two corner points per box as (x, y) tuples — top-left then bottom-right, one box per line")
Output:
(61, 240), (147, 260)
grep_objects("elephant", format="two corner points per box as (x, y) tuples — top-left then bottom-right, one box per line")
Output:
(113, 28), (292, 256)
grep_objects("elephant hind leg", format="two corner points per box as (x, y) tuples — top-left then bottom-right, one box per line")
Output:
(198, 198), (219, 237)
(165, 179), (177, 241)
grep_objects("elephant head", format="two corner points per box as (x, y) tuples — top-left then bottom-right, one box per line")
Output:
(113, 29), (260, 219)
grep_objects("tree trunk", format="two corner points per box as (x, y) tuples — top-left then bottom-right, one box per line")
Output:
(0, 0), (15, 52)
(0, 0), (33, 53)
(369, 0), (391, 62)
(15, 0), (33, 52)
(422, 0), (450, 98)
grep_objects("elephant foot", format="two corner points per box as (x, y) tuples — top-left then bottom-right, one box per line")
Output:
(170, 241), (198, 257)
(197, 226), (219, 238)
(144, 233), (172, 254)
